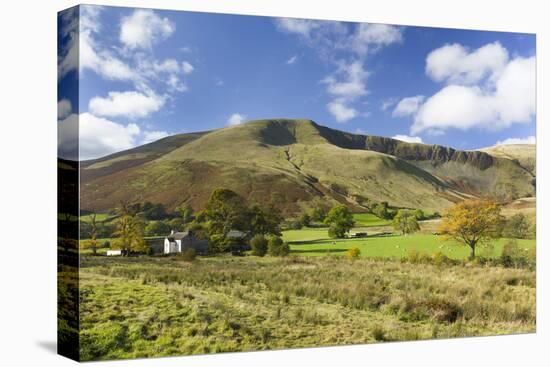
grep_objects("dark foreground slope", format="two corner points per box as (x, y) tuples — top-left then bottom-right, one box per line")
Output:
(80, 119), (535, 215)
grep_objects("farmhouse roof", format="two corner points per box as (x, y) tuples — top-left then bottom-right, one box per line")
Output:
(167, 231), (190, 241)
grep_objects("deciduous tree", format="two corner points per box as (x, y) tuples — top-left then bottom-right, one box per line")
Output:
(439, 200), (503, 260)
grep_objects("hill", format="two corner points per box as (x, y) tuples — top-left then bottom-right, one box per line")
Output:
(479, 144), (536, 175)
(80, 119), (535, 215)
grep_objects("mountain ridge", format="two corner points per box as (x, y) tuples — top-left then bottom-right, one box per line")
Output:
(80, 119), (535, 215)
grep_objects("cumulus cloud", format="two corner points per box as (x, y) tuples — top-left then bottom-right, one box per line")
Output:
(58, 99), (72, 120)
(322, 60), (369, 122)
(89, 91), (165, 119)
(351, 23), (403, 56)
(426, 42), (508, 85)
(58, 113), (140, 160)
(392, 95), (425, 117)
(58, 113), (172, 159)
(412, 55), (535, 134)
(392, 134), (424, 144)
(496, 136), (535, 145)
(227, 113), (247, 126)
(120, 9), (175, 50)
(327, 101), (358, 123)
(286, 55), (298, 65)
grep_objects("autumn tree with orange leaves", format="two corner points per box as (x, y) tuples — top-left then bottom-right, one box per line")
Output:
(439, 200), (503, 260)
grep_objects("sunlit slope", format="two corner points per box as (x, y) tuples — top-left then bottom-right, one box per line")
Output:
(80, 119), (535, 214)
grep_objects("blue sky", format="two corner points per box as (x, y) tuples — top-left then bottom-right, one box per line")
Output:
(58, 5), (536, 160)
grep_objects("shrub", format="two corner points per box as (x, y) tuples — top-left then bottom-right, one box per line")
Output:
(431, 251), (450, 266)
(347, 247), (361, 260)
(178, 248), (197, 262)
(501, 240), (521, 267)
(290, 220), (303, 230)
(250, 234), (268, 257)
(371, 326), (386, 341)
(503, 214), (531, 239)
(268, 236), (289, 257)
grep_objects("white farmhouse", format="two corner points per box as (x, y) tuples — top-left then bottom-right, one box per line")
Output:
(164, 230), (208, 254)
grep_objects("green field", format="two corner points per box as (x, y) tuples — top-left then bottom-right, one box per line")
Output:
(77, 255), (535, 361)
(80, 213), (116, 223)
(351, 213), (390, 227)
(283, 229), (535, 260)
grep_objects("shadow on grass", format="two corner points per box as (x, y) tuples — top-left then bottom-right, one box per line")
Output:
(290, 248), (347, 254)
(288, 232), (397, 245)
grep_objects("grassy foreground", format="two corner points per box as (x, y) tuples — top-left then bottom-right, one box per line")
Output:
(79, 255), (535, 361)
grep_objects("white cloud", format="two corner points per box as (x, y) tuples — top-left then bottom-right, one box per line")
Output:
(57, 7), (80, 79)
(351, 24), (403, 56)
(89, 91), (165, 119)
(227, 113), (247, 126)
(78, 6), (139, 83)
(354, 128), (367, 135)
(426, 42), (509, 85)
(274, 18), (322, 38)
(327, 101), (357, 123)
(286, 55), (298, 65)
(58, 113), (173, 159)
(120, 9), (175, 50)
(275, 20), (401, 123)
(496, 136), (535, 145)
(412, 55), (535, 134)
(392, 95), (425, 117)
(323, 61), (369, 100)
(181, 61), (194, 74)
(322, 61), (369, 122)
(58, 113), (141, 160)
(381, 98), (397, 111)
(392, 134), (424, 144)
(142, 130), (169, 144)
(57, 99), (72, 120)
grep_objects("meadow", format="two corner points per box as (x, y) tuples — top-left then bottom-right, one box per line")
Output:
(78, 255), (535, 361)
(283, 230), (535, 259)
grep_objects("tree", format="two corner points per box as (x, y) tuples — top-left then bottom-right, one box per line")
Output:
(113, 203), (147, 255)
(196, 188), (249, 253)
(439, 200), (503, 260)
(503, 213), (530, 239)
(144, 220), (170, 236)
(413, 209), (426, 221)
(310, 206), (327, 223)
(143, 202), (168, 220)
(299, 212), (311, 227)
(372, 201), (392, 220)
(250, 234), (268, 256)
(267, 235), (289, 257)
(247, 204), (283, 236)
(175, 204), (194, 226)
(392, 210), (420, 235)
(324, 205), (355, 238)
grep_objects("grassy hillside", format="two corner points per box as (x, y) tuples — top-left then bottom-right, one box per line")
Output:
(80, 119), (535, 215)
(479, 144), (536, 175)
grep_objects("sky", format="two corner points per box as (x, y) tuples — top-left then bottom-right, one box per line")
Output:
(57, 5), (536, 160)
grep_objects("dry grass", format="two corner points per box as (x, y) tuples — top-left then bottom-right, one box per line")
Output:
(78, 255), (535, 361)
